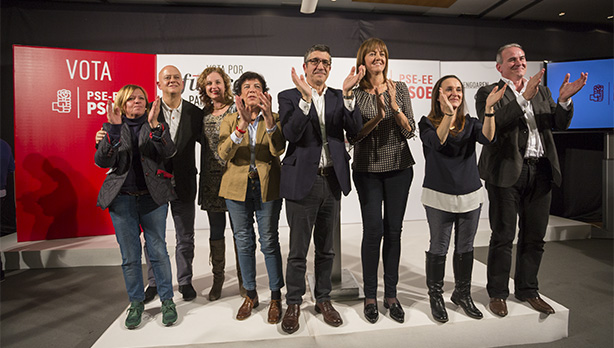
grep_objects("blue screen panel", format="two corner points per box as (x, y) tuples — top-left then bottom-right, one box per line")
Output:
(546, 58), (614, 130)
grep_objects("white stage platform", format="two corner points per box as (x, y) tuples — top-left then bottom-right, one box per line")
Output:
(1, 216), (591, 347)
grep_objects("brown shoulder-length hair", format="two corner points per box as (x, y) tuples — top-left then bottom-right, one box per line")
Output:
(114, 84), (150, 116)
(356, 38), (389, 91)
(196, 67), (234, 113)
(427, 75), (467, 136)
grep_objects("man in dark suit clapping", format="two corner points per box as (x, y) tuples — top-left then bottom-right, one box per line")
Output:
(277, 44), (364, 334)
(476, 43), (587, 317)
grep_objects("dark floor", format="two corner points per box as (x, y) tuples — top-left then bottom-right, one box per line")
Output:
(474, 238), (614, 348)
(1, 238), (612, 348)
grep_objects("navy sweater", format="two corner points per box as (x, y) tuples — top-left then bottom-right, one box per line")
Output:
(419, 115), (493, 196)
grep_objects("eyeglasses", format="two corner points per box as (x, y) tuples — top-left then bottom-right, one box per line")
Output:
(307, 58), (331, 68)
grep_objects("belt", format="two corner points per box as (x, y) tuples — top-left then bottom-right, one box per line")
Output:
(248, 170), (259, 180)
(524, 157), (541, 165)
(120, 190), (149, 196)
(317, 166), (334, 176)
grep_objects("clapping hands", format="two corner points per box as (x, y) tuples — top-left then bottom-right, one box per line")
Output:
(559, 72), (588, 103)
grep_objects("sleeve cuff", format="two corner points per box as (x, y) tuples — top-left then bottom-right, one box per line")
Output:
(344, 97), (355, 112)
(558, 98), (572, 110)
(516, 94), (529, 111)
(107, 124), (122, 144)
(109, 124), (122, 136)
(230, 131), (243, 144)
(298, 98), (311, 115)
(266, 124), (278, 134)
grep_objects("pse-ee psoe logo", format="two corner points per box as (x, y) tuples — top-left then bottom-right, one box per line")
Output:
(52, 89), (72, 113)
(51, 59), (113, 118)
(589, 84), (605, 103)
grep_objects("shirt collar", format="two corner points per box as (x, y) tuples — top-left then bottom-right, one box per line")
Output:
(161, 98), (183, 112)
(308, 82), (328, 97)
(501, 76), (527, 94)
(236, 111), (263, 122)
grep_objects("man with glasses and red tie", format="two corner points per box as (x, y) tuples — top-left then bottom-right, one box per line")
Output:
(277, 44), (365, 334)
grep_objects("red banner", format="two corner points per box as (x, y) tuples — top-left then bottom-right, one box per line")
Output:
(13, 45), (156, 242)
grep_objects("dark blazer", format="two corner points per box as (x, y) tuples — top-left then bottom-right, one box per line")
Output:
(95, 121), (176, 210)
(475, 80), (573, 188)
(157, 100), (203, 203)
(278, 87), (362, 201)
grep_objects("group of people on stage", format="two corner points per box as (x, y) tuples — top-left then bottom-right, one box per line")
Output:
(93, 39), (587, 331)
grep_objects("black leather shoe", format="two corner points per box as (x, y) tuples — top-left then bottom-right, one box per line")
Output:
(384, 299), (405, 323)
(179, 284), (197, 301)
(363, 300), (378, 324)
(451, 290), (483, 319)
(144, 286), (157, 304)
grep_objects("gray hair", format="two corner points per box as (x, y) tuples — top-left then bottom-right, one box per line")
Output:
(496, 43), (523, 64)
(304, 44), (331, 64)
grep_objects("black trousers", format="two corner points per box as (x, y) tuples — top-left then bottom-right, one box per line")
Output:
(285, 174), (340, 305)
(353, 168), (413, 299)
(486, 159), (552, 299)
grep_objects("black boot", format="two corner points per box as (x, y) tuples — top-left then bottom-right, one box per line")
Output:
(450, 251), (483, 319)
(425, 251), (448, 323)
(208, 239), (226, 301)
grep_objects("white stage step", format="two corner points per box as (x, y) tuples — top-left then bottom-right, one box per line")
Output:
(1, 216), (592, 270)
(1, 216), (589, 347)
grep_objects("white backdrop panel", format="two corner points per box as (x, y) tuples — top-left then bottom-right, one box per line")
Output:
(156, 54), (541, 231)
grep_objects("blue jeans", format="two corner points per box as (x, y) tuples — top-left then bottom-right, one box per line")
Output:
(145, 198), (195, 287)
(225, 178), (284, 292)
(109, 193), (174, 303)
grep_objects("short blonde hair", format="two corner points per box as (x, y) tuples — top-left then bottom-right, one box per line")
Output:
(114, 84), (150, 116)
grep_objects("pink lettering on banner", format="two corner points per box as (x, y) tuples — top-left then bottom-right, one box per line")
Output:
(13, 45), (156, 242)
(398, 73), (434, 100)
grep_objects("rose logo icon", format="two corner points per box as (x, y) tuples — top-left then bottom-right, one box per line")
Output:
(52, 89), (72, 113)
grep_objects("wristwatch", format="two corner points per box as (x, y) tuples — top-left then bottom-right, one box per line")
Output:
(393, 107), (401, 115)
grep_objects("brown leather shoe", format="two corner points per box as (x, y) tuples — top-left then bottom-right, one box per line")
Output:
(236, 295), (259, 320)
(315, 300), (343, 327)
(517, 295), (555, 315)
(489, 298), (508, 317)
(267, 299), (282, 324)
(281, 304), (300, 334)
